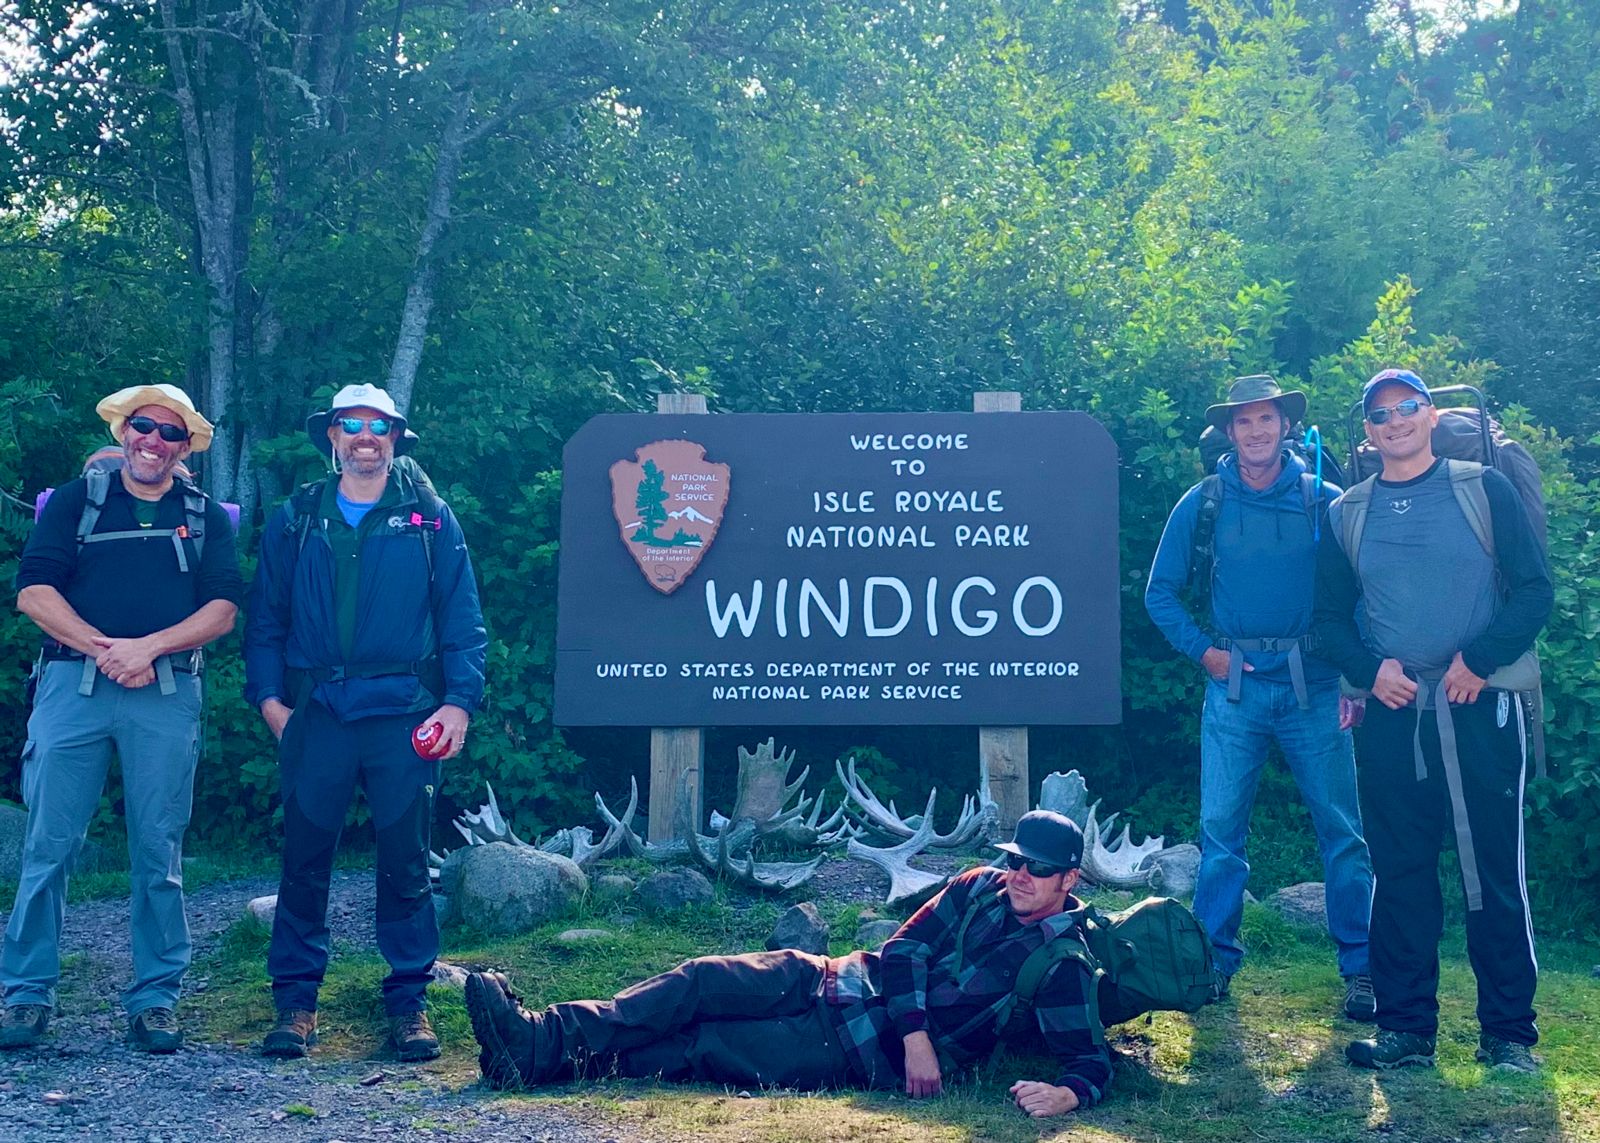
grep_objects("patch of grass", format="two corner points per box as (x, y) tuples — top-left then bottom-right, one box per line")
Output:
(281, 1103), (317, 1118)
(190, 891), (1600, 1143)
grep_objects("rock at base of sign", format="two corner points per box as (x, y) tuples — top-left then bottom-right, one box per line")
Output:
(765, 903), (829, 955)
(431, 960), (469, 988)
(1265, 883), (1328, 930)
(246, 895), (277, 928)
(634, 869), (714, 915)
(452, 844), (588, 935)
(1147, 844), (1201, 898)
(855, 919), (901, 949)
(593, 873), (636, 904)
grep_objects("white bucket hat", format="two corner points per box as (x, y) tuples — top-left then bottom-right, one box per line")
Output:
(95, 383), (214, 453)
(305, 383), (418, 456)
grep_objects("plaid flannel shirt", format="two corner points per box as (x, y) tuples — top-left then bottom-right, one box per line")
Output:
(825, 867), (1112, 1108)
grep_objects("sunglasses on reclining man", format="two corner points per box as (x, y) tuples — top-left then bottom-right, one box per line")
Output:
(126, 415), (190, 443)
(1003, 853), (1069, 878)
(336, 416), (393, 436)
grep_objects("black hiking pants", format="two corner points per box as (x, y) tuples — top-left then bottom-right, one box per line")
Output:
(524, 950), (867, 1088)
(1356, 693), (1537, 1044)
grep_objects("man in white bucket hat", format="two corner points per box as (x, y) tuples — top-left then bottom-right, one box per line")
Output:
(1, 383), (242, 1054)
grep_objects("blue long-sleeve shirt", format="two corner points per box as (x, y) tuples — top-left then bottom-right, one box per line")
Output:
(1144, 452), (1339, 686)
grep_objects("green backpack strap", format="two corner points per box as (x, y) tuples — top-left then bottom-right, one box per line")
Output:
(1445, 459), (1494, 559)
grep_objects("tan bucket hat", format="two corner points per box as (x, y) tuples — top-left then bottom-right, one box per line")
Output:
(95, 383), (214, 453)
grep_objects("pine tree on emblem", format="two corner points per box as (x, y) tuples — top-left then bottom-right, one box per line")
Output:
(632, 460), (669, 544)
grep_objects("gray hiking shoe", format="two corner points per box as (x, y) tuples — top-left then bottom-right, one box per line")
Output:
(1476, 1035), (1539, 1074)
(1343, 975), (1377, 1022)
(1346, 1030), (1436, 1070)
(262, 1009), (318, 1057)
(0, 1003), (50, 1049)
(1208, 967), (1232, 1004)
(129, 1006), (183, 1054)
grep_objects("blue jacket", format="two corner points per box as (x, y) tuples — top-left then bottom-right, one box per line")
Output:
(244, 470), (487, 721)
(1144, 451), (1339, 686)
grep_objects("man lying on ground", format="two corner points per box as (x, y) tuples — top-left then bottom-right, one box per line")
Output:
(465, 810), (1112, 1118)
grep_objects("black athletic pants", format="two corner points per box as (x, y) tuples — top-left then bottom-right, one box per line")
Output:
(1356, 693), (1537, 1044)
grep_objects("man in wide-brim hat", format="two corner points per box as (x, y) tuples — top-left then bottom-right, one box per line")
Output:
(245, 382), (485, 1064)
(1145, 373), (1375, 1023)
(1, 382), (242, 1055)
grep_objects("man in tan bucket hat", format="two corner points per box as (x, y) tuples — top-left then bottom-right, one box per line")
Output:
(0, 383), (241, 1054)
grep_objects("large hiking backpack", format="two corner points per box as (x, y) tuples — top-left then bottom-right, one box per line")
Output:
(1338, 384), (1549, 773)
(958, 891), (1214, 1040)
(1188, 425), (1345, 608)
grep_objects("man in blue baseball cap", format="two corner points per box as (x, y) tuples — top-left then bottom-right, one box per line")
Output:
(1315, 367), (1551, 1074)
(462, 809), (1111, 1118)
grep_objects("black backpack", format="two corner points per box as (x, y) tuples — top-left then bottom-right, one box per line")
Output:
(286, 455), (445, 583)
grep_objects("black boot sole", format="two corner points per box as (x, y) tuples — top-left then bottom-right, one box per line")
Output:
(465, 973), (527, 1090)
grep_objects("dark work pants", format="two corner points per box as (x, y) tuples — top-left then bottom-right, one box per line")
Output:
(270, 700), (439, 1016)
(530, 950), (860, 1089)
(1356, 695), (1538, 1044)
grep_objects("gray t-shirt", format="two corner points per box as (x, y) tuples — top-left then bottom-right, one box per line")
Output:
(1356, 464), (1499, 674)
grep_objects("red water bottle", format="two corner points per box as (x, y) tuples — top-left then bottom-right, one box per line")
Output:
(412, 720), (446, 758)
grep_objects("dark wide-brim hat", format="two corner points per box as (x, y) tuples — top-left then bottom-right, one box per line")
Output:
(306, 383), (418, 457)
(993, 809), (1084, 871)
(1203, 374), (1308, 432)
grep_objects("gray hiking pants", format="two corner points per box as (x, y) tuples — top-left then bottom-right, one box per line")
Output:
(0, 659), (203, 1016)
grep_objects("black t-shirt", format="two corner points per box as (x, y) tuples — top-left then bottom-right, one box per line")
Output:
(16, 474), (244, 639)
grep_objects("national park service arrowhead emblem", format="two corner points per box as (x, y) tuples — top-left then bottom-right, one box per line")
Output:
(609, 441), (730, 594)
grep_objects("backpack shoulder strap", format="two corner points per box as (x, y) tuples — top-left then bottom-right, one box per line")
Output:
(1335, 474), (1379, 563)
(1445, 458), (1494, 559)
(76, 468), (111, 546)
(999, 920), (1101, 1042)
(175, 476), (209, 563)
(287, 478), (329, 556)
(1188, 475), (1224, 602)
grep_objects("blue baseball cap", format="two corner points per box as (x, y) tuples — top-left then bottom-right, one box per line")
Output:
(1362, 368), (1430, 416)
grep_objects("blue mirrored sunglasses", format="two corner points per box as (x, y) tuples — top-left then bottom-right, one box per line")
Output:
(337, 416), (392, 436)
(1366, 398), (1428, 425)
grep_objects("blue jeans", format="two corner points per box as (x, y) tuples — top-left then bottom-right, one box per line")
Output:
(1194, 677), (1371, 978)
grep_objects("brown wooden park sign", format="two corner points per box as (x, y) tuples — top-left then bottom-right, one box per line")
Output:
(555, 396), (1122, 838)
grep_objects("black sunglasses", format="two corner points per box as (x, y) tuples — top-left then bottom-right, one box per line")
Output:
(1366, 398), (1429, 426)
(126, 415), (190, 443)
(1003, 852), (1068, 878)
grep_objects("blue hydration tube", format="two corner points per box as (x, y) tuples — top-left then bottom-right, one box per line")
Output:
(1303, 425), (1324, 540)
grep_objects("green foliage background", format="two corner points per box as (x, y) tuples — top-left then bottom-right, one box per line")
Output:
(2, 1), (1598, 931)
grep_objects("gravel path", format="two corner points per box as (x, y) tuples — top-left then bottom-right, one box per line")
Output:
(0, 872), (653, 1143)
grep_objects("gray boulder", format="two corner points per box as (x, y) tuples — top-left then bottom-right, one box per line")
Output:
(452, 843), (588, 935)
(593, 873), (636, 904)
(634, 869), (714, 915)
(431, 960), (469, 988)
(766, 902), (829, 955)
(1265, 882), (1327, 930)
(1147, 844), (1202, 898)
(245, 895), (277, 927)
(855, 919), (901, 949)
(556, 928), (614, 944)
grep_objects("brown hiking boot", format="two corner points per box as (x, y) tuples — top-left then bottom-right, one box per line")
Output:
(128, 1006), (183, 1054)
(390, 1010), (441, 1062)
(465, 972), (540, 1089)
(262, 1009), (318, 1057)
(0, 1003), (50, 1049)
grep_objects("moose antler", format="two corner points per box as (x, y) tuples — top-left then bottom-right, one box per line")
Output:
(846, 789), (952, 906)
(836, 757), (988, 849)
(1080, 801), (1164, 889)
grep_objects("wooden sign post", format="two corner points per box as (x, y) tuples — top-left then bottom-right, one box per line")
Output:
(648, 391), (706, 842)
(974, 391), (1028, 837)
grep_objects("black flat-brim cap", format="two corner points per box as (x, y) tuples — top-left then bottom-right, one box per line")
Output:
(993, 809), (1084, 870)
